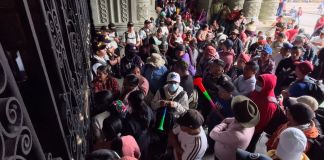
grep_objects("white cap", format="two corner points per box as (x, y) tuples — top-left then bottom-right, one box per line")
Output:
(167, 72), (180, 83)
(276, 127), (307, 160)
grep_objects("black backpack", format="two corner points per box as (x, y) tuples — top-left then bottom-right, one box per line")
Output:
(307, 135), (324, 160)
(304, 78), (324, 104)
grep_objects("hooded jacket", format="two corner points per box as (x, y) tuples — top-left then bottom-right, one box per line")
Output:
(249, 74), (277, 134)
(151, 85), (189, 117)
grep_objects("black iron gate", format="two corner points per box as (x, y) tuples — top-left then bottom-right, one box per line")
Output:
(0, 0), (92, 159)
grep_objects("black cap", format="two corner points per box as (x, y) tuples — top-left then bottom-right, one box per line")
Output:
(108, 23), (116, 30)
(144, 20), (152, 24)
(212, 59), (225, 68)
(127, 21), (134, 27)
(125, 43), (138, 53)
(177, 109), (204, 129)
(96, 42), (107, 51)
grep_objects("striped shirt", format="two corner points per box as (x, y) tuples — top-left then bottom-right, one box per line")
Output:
(173, 126), (208, 160)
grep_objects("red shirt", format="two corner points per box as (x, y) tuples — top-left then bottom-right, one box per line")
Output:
(285, 29), (299, 42)
(93, 77), (120, 96)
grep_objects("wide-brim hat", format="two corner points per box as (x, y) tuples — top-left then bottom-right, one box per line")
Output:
(231, 96), (260, 128)
(147, 53), (165, 68)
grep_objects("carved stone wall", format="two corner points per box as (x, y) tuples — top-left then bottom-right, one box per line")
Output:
(90, 0), (156, 31)
(243, 0), (262, 21)
(258, 0), (279, 25)
(229, 0), (245, 9)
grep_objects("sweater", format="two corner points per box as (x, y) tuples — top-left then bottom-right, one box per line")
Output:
(209, 118), (255, 160)
(233, 75), (256, 96)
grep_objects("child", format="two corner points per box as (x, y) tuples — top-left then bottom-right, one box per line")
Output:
(233, 61), (259, 96)
(168, 109), (208, 160)
(228, 53), (251, 80)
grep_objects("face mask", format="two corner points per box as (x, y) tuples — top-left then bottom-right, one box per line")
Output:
(168, 83), (179, 93)
(255, 85), (262, 92)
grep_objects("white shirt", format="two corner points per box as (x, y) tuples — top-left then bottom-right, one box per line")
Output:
(233, 75), (256, 96)
(161, 26), (169, 36)
(92, 55), (108, 75)
(273, 54), (290, 69)
(173, 126), (208, 160)
(122, 31), (140, 45)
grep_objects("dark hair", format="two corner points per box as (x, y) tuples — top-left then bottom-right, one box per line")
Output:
(172, 26), (179, 33)
(111, 137), (123, 157)
(130, 65), (141, 73)
(124, 74), (139, 87)
(245, 61), (259, 72)
(278, 32), (286, 38)
(94, 90), (114, 114)
(156, 27), (162, 33)
(102, 116), (123, 141)
(291, 46), (304, 53)
(100, 26), (108, 31)
(173, 60), (189, 72)
(294, 25), (299, 29)
(97, 65), (111, 75)
(86, 149), (119, 160)
(128, 90), (151, 129)
(201, 24), (209, 30)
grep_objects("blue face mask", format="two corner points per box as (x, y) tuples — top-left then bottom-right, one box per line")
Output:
(168, 83), (179, 93)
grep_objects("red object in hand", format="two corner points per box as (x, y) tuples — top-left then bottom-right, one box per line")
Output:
(193, 77), (206, 92)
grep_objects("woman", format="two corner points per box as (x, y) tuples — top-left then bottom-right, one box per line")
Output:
(209, 95), (259, 160)
(92, 65), (120, 98)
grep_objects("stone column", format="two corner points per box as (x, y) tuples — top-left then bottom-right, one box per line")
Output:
(243, 0), (262, 21)
(90, 0), (156, 31)
(258, 0), (279, 25)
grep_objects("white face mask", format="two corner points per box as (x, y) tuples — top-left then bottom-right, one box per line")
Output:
(168, 83), (179, 93)
(255, 85), (262, 92)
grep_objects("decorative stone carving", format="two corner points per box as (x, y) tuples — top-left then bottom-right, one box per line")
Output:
(98, 0), (109, 23)
(259, 0), (279, 25)
(120, 0), (129, 22)
(229, 0), (245, 9)
(137, 0), (149, 23)
(243, 0), (262, 20)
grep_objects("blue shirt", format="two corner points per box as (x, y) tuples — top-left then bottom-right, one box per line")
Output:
(288, 76), (311, 97)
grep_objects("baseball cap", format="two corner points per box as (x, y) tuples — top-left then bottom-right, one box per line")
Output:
(144, 20), (152, 24)
(177, 109), (204, 129)
(231, 29), (240, 35)
(239, 53), (251, 63)
(167, 72), (180, 83)
(281, 42), (293, 50)
(262, 44), (272, 55)
(127, 21), (134, 27)
(125, 44), (139, 53)
(211, 59), (225, 68)
(108, 23), (116, 30)
(295, 61), (313, 75)
(96, 42), (107, 51)
(217, 80), (235, 93)
(223, 39), (234, 49)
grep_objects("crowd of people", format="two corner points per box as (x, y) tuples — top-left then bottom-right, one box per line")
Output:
(87, 0), (324, 160)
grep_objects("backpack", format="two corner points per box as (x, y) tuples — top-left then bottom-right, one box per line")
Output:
(264, 97), (287, 136)
(124, 31), (139, 43)
(140, 28), (151, 46)
(304, 77), (324, 104)
(307, 135), (324, 160)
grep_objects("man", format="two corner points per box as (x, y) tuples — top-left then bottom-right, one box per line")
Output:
(285, 25), (299, 42)
(92, 42), (108, 76)
(271, 32), (287, 57)
(151, 72), (189, 118)
(256, 44), (275, 75)
(275, 46), (302, 95)
(195, 45), (219, 78)
(293, 35), (316, 64)
(107, 23), (120, 43)
(106, 42), (121, 78)
(310, 29), (324, 50)
(173, 15), (186, 36)
(229, 29), (244, 60)
(122, 22), (141, 47)
(273, 42), (293, 69)
(196, 24), (209, 49)
(139, 20), (153, 61)
(120, 44), (143, 77)
(214, 26), (228, 45)
(283, 61), (314, 98)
